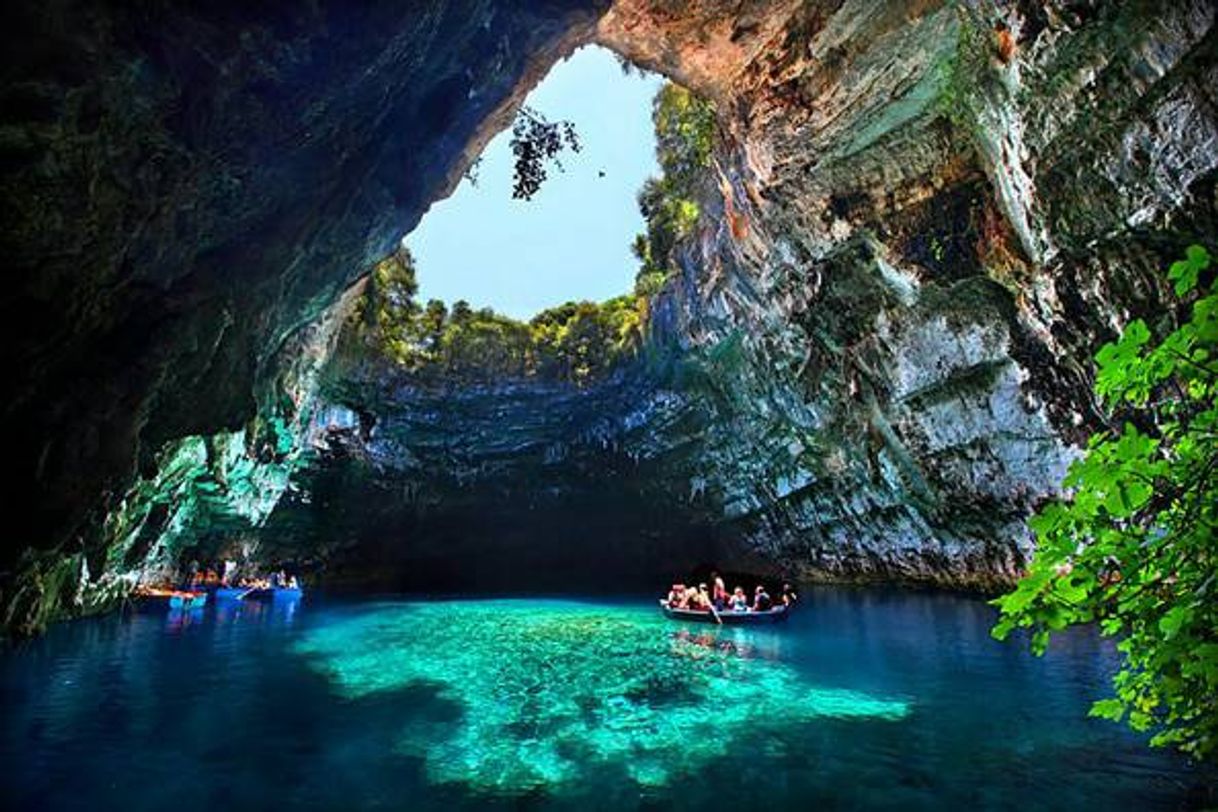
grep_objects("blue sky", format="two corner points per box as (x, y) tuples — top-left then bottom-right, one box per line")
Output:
(405, 46), (663, 319)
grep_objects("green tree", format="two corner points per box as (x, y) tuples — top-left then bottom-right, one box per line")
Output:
(356, 247), (421, 363)
(509, 105), (580, 201)
(419, 299), (448, 356)
(632, 82), (716, 296)
(993, 245), (1217, 759)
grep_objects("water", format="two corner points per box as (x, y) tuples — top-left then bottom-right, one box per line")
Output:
(1, 589), (1208, 810)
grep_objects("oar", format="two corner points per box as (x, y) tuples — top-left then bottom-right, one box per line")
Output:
(708, 602), (723, 625)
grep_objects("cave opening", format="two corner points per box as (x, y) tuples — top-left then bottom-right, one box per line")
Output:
(407, 44), (662, 318)
(253, 47), (735, 596)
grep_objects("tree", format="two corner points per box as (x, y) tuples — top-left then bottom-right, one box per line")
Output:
(652, 82), (716, 193)
(357, 247), (421, 362)
(992, 245), (1218, 759)
(420, 300), (448, 356)
(632, 82), (716, 294)
(509, 106), (580, 201)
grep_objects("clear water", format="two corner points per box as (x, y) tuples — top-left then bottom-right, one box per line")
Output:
(1, 589), (1208, 810)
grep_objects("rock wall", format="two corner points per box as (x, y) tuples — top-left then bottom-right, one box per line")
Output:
(0, 0), (608, 631)
(589, 0), (1217, 586)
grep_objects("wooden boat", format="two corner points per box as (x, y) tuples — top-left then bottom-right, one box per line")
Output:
(659, 600), (789, 625)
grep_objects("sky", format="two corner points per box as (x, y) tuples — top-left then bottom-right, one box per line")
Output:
(405, 46), (664, 320)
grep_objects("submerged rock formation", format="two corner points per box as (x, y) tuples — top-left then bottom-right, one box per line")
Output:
(2, 0), (1215, 630)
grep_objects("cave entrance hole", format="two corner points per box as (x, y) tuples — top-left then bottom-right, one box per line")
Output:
(272, 48), (736, 595)
(405, 44), (663, 320)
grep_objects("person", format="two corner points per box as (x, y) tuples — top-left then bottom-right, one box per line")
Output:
(222, 559), (237, 587)
(681, 586), (699, 609)
(711, 572), (728, 611)
(287, 575), (300, 590)
(781, 582), (798, 607)
(753, 585), (773, 611)
(666, 583), (685, 606)
(729, 587), (748, 611)
(695, 583), (711, 611)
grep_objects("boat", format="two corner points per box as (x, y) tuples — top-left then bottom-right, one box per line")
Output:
(659, 600), (789, 625)
(214, 586), (251, 601)
(134, 587), (208, 611)
(242, 586), (303, 601)
(169, 592), (208, 610)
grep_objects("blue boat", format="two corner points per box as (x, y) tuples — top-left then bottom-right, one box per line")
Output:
(243, 586), (303, 601)
(214, 587), (250, 601)
(168, 592), (207, 610)
(135, 589), (207, 611)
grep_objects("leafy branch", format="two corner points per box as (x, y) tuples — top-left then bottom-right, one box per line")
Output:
(509, 106), (580, 201)
(992, 245), (1218, 760)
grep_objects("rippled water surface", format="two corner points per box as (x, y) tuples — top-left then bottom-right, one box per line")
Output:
(1, 590), (1208, 810)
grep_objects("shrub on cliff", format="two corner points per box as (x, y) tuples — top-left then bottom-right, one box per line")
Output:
(632, 82), (716, 295)
(993, 246), (1217, 760)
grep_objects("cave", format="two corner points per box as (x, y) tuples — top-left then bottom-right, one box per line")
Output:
(2, 1), (1217, 808)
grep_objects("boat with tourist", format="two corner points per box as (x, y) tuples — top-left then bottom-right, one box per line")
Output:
(133, 586), (209, 611)
(659, 576), (796, 625)
(659, 599), (789, 625)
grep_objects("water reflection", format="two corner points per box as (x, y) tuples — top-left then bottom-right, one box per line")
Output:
(669, 626), (788, 662)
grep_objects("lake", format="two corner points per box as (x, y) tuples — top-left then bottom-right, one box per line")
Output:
(1, 588), (1208, 810)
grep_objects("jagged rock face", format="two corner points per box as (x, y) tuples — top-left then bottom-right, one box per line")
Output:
(0, 0), (607, 629)
(589, 0), (1218, 586)
(255, 373), (745, 591)
(2, 0), (1216, 629)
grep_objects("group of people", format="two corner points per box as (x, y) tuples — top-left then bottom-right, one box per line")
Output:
(665, 572), (797, 614)
(185, 560), (298, 590)
(231, 570), (300, 591)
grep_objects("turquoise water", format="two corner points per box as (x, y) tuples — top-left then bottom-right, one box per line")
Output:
(1, 590), (1208, 809)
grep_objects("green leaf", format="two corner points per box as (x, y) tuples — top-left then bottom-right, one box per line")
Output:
(1169, 245), (1211, 296)
(1158, 606), (1190, 639)
(1090, 698), (1126, 722)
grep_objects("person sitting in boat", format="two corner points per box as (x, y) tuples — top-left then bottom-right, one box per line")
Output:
(711, 572), (728, 611)
(287, 575), (300, 590)
(666, 584), (685, 606)
(753, 585), (773, 611)
(679, 586), (698, 609)
(781, 582), (798, 606)
(729, 587), (749, 612)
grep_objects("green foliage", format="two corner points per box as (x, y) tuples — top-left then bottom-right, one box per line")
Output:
(350, 247), (424, 364)
(509, 106), (581, 201)
(348, 83), (718, 384)
(631, 83), (716, 296)
(347, 253), (647, 386)
(992, 246), (1218, 759)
